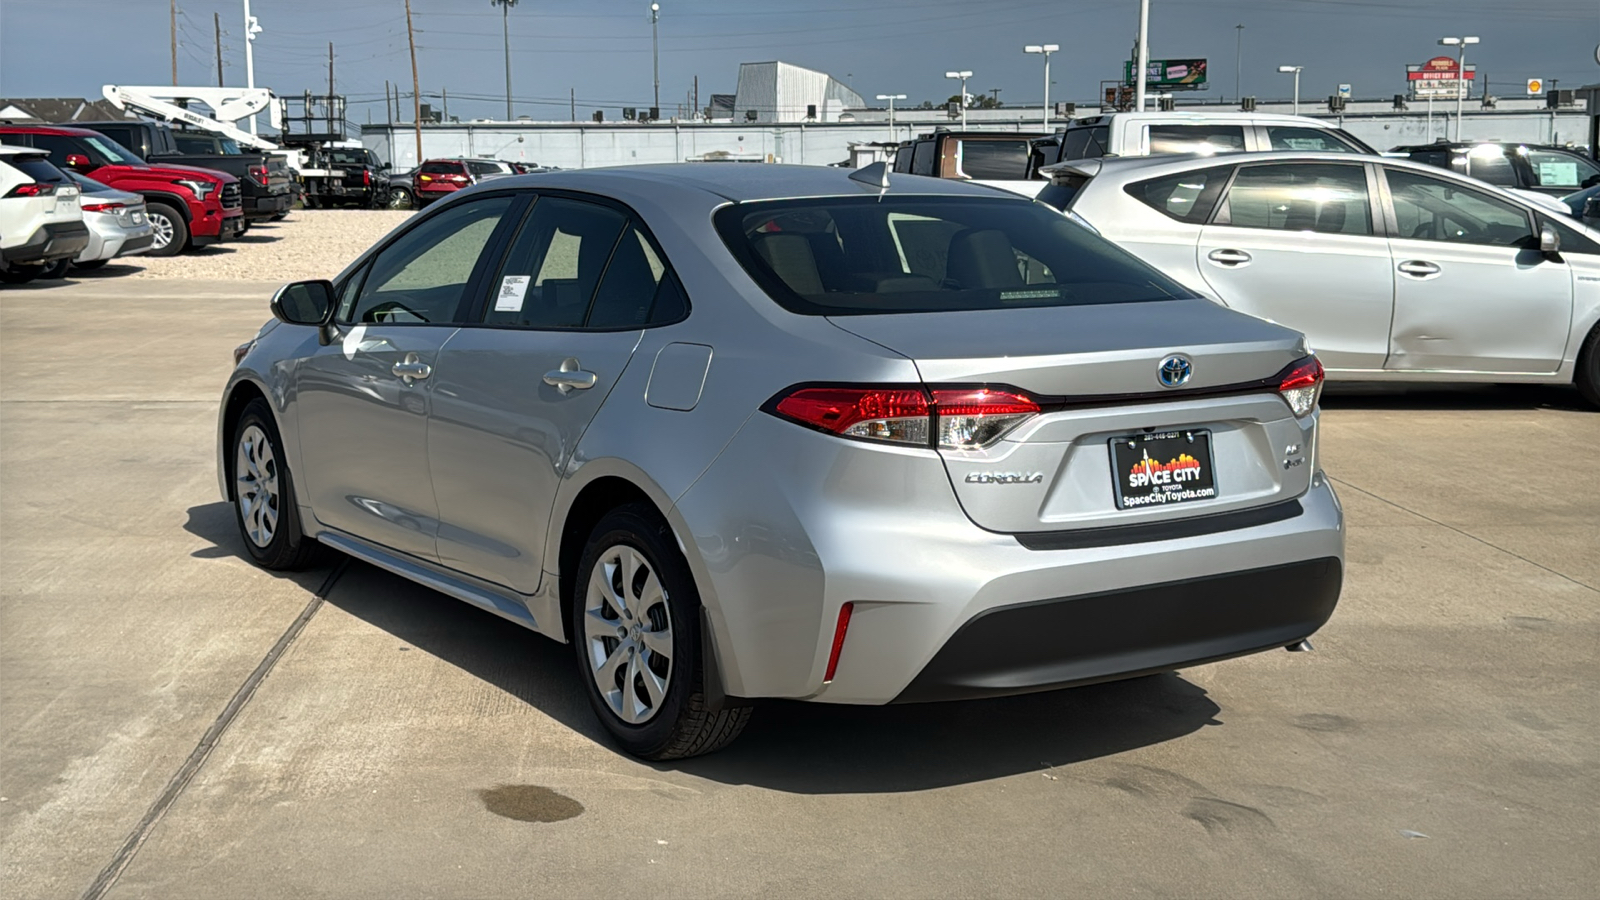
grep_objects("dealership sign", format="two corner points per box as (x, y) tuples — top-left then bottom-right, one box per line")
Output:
(1123, 58), (1209, 89)
(1407, 56), (1476, 99)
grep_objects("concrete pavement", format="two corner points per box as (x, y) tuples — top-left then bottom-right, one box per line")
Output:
(2, 276), (1596, 899)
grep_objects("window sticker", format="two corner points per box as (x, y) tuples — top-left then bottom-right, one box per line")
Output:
(495, 275), (530, 312)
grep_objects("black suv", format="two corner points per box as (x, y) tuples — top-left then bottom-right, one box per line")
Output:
(1391, 141), (1600, 197)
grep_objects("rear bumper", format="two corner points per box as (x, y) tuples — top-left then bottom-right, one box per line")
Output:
(5, 221), (91, 264)
(245, 192), (293, 219)
(894, 556), (1341, 703)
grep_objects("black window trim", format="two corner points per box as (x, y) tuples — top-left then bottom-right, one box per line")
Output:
(456, 187), (691, 333)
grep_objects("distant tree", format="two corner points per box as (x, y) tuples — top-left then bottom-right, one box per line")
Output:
(917, 100), (935, 109)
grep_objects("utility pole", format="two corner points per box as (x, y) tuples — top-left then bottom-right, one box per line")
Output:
(406, 0), (422, 163)
(491, 0), (518, 120)
(170, 0), (178, 85)
(570, 87), (576, 122)
(215, 13), (225, 87)
(386, 80), (393, 126)
(328, 43), (334, 101)
(1235, 24), (1243, 102)
(651, 3), (661, 113)
(1134, 0), (1150, 112)
(442, 88), (448, 122)
(693, 75), (698, 121)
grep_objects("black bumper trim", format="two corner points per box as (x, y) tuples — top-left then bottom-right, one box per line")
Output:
(893, 557), (1342, 704)
(6, 221), (91, 264)
(1015, 499), (1304, 551)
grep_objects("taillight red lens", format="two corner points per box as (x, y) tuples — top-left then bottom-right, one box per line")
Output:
(775, 387), (931, 445)
(930, 389), (1040, 450)
(248, 164), (269, 186)
(771, 385), (1040, 449)
(1278, 356), (1324, 417)
(363, 169), (371, 186)
(823, 602), (854, 683)
(81, 202), (125, 213)
(5, 182), (55, 197)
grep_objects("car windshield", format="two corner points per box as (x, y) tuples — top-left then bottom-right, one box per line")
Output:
(79, 134), (146, 166)
(329, 149), (369, 165)
(716, 196), (1192, 316)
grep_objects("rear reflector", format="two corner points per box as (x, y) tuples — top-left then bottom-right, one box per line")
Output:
(770, 385), (1038, 450)
(1278, 356), (1324, 417)
(823, 602), (854, 683)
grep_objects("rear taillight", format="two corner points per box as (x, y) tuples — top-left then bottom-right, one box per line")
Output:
(770, 386), (1039, 450)
(5, 182), (55, 197)
(363, 169), (371, 186)
(1278, 356), (1324, 417)
(248, 164), (269, 186)
(81, 202), (125, 213)
(449, 173), (470, 184)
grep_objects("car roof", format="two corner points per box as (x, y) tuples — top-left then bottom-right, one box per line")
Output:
(1066, 111), (1339, 127)
(0, 124), (101, 136)
(495, 162), (1019, 203)
(1391, 141), (1583, 153)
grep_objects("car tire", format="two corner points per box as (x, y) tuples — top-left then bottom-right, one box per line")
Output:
(0, 265), (41, 284)
(37, 258), (71, 279)
(74, 259), (109, 271)
(571, 502), (752, 760)
(388, 187), (414, 209)
(1576, 325), (1600, 409)
(231, 397), (319, 570)
(145, 202), (188, 257)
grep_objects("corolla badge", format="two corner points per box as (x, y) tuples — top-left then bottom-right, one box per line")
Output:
(965, 472), (1044, 485)
(1157, 355), (1193, 388)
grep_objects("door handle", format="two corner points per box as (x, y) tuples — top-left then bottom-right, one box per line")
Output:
(543, 357), (597, 394)
(1207, 248), (1253, 266)
(1398, 260), (1441, 278)
(391, 352), (432, 385)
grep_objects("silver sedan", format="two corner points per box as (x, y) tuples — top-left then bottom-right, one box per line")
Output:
(219, 164), (1344, 758)
(1040, 151), (1600, 406)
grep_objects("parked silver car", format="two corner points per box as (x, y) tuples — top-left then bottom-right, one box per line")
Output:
(1039, 151), (1600, 405)
(219, 164), (1345, 758)
(55, 171), (154, 274)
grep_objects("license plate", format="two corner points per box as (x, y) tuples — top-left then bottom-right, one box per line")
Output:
(1110, 429), (1218, 509)
(130, 211), (144, 224)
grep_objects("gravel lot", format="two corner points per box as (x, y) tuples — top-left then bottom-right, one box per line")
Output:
(115, 209), (413, 282)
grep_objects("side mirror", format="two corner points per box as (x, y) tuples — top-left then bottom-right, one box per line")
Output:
(270, 280), (335, 326)
(1538, 222), (1561, 256)
(64, 153), (92, 170)
(380, 162), (392, 170)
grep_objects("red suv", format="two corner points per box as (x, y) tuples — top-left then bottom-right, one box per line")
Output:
(0, 125), (243, 256)
(413, 158), (513, 207)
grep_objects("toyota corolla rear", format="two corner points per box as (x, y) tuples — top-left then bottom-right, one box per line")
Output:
(673, 191), (1343, 706)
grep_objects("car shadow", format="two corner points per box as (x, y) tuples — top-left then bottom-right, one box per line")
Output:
(182, 502), (339, 593)
(181, 502), (1222, 792)
(1322, 382), (1588, 412)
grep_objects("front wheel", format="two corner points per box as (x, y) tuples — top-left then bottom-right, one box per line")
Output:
(144, 202), (188, 257)
(572, 503), (751, 760)
(1576, 325), (1600, 409)
(232, 397), (319, 570)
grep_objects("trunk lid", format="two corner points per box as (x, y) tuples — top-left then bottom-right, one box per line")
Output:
(828, 300), (1319, 534)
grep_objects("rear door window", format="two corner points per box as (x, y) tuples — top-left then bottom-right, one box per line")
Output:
(1219, 163), (1372, 235)
(956, 140), (1031, 180)
(1147, 124), (1246, 155)
(1265, 126), (1362, 153)
(1126, 165), (1232, 224)
(482, 196), (630, 328)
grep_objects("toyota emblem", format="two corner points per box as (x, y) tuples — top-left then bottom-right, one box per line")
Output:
(1157, 355), (1193, 388)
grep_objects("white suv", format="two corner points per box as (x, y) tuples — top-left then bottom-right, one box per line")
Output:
(1, 144), (88, 284)
(1036, 111), (1373, 165)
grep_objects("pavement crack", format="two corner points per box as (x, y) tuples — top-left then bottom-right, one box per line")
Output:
(1329, 476), (1597, 593)
(80, 557), (350, 900)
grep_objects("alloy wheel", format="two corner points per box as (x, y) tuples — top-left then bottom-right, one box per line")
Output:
(234, 424), (280, 548)
(148, 211), (175, 251)
(583, 544), (674, 725)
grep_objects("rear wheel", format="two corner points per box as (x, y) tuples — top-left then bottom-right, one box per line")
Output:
(37, 258), (71, 279)
(1576, 325), (1600, 409)
(232, 397), (319, 570)
(144, 202), (187, 257)
(387, 187), (414, 209)
(572, 503), (751, 760)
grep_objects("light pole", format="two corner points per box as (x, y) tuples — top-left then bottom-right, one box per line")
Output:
(1234, 24), (1244, 102)
(1277, 65), (1303, 115)
(242, 0), (262, 134)
(876, 93), (905, 141)
(1133, 0), (1150, 111)
(1024, 44), (1059, 130)
(945, 71), (972, 127)
(491, 0), (518, 120)
(1439, 35), (1479, 141)
(651, 3), (661, 115)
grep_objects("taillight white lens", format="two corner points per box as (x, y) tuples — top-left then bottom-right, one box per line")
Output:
(1278, 356), (1324, 417)
(930, 389), (1040, 450)
(774, 388), (931, 446)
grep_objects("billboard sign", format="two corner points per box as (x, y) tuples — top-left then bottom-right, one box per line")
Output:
(1123, 58), (1209, 89)
(1407, 56), (1475, 99)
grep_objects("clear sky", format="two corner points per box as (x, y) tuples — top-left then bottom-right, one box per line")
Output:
(3, 0), (1597, 123)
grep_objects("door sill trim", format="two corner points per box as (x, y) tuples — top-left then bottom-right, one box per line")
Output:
(316, 530), (565, 642)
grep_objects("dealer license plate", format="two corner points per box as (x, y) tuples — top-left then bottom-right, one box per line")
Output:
(1109, 429), (1218, 510)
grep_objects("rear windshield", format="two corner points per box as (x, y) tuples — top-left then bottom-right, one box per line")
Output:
(715, 196), (1192, 316)
(7, 155), (68, 184)
(420, 161), (463, 174)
